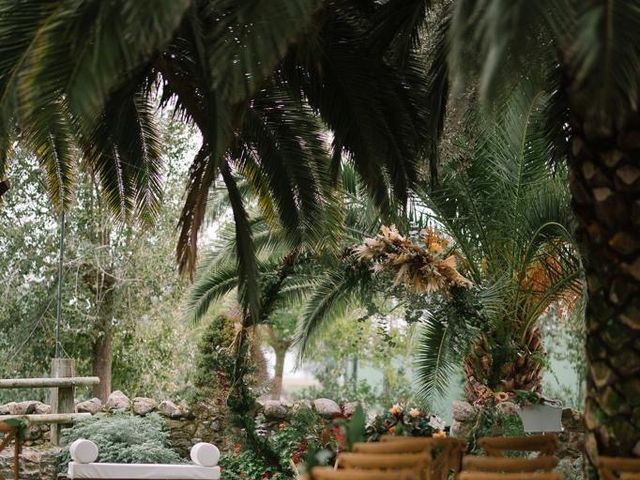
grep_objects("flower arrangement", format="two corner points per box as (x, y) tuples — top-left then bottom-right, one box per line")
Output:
(354, 225), (472, 295)
(365, 403), (446, 441)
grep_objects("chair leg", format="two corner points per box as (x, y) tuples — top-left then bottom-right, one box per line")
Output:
(13, 434), (20, 480)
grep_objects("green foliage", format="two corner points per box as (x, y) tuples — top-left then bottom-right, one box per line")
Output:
(344, 404), (366, 450)
(220, 407), (335, 479)
(466, 404), (525, 455)
(219, 451), (283, 480)
(0, 120), (198, 403)
(191, 313), (237, 400)
(58, 414), (182, 470)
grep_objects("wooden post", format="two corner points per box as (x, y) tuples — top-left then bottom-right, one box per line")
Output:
(50, 358), (75, 446)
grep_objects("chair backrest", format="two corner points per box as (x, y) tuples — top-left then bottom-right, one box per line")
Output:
(311, 466), (420, 480)
(598, 456), (640, 480)
(351, 438), (465, 480)
(458, 472), (564, 480)
(352, 438), (433, 454)
(337, 452), (427, 470)
(478, 435), (557, 457)
(463, 455), (559, 472)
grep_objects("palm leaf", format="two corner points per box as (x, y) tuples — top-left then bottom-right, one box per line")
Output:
(295, 263), (372, 357)
(415, 314), (458, 399)
(219, 161), (260, 320)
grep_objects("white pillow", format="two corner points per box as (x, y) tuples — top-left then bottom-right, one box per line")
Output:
(69, 439), (99, 464)
(190, 443), (220, 467)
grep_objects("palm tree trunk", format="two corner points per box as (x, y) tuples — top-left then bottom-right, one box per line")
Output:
(463, 329), (544, 403)
(568, 118), (640, 463)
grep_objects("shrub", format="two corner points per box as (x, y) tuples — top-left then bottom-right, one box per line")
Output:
(57, 413), (183, 471)
(220, 407), (345, 478)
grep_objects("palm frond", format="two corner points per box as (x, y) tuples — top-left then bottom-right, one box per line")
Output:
(206, 0), (324, 104)
(22, 99), (76, 212)
(184, 263), (242, 324)
(282, 3), (431, 210)
(572, 0), (640, 125)
(177, 145), (216, 275)
(78, 84), (164, 223)
(415, 315), (458, 399)
(64, 0), (189, 123)
(295, 263), (372, 357)
(237, 88), (342, 250)
(368, 0), (429, 61)
(448, 0), (570, 102)
(220, 161), (260, 320)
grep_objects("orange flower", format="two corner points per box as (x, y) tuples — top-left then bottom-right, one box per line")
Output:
(388, 426), (396, 435)
(389, 404), (403, 416)
(433, 431), (447, 438)
(495, 392), (510, 403)
(409, 408), (421, 418)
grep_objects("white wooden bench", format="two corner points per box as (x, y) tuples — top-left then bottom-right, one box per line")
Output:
(66, 439), (221, 480)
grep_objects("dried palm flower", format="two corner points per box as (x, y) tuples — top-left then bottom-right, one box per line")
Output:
(354, 225), (472, 294)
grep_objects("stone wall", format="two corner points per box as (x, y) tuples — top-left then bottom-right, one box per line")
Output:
(0, 447), (61, 480)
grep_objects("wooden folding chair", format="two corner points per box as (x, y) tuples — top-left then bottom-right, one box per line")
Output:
(353, 438), (434, 454)
(0, 422), (20, 480)
(337, 452), (427, 470)
(479, 435), (557, 457)
(463, 455), (559, 472)
(311, 466), (420, 480)
(598, 457), (640, 480)
(351, 438), (465, 480)
(458, 473), (563, 480)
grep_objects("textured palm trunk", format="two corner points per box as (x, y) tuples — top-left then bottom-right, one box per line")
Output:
(463, 328), (544, 403)
(568, 117), (640, 464)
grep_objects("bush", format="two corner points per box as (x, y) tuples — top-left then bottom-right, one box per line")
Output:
(58, 413), (183, 471)
(219, 407), (344, 479)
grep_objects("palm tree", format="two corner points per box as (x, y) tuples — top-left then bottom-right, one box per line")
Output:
(297, 82), (584, 405)
(443, 0), (640, 465)
(0, 0), (433, 320)
(363, 0), (640, 463)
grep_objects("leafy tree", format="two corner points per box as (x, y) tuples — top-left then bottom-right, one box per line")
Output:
(0, 0), (433, 321)
(0, 119), (198, 402)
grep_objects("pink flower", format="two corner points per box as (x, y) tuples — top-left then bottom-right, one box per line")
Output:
(389, 404), (403, 416)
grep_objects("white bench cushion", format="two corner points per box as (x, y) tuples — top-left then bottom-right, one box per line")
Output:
(68, 462), (221, 480)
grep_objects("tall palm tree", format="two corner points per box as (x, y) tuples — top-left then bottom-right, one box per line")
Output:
(364, 0), (640, 464)
(444, 0), (640, 465)
(0, 0), (433, 320)
(297, 83), (584, 404)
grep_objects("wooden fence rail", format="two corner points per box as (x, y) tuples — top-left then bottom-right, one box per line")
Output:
(0, 358), (99, 447)
(0, 378), (99, 389)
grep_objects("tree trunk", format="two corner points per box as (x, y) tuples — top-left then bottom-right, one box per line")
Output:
(463, 328), (544, 403)
(271, 345), (287, 400)
(92, 329), (113, 402)
(568, 117), (640, 464)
